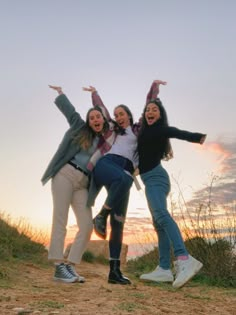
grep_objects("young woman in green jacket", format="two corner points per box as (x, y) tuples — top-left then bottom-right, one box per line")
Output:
(42, 85), (110, 283)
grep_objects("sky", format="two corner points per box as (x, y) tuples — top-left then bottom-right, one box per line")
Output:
(0, 0), (235, 245)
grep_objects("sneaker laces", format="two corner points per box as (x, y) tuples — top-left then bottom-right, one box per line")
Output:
(174, 260), (181, 277)
(66, 264), (79, 277)
(57, 263), (75, 279)
(174, 259), (189, 277)
(66, 264), (85, 282)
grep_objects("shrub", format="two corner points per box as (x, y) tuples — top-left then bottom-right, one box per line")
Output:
(82, 250), (95, 263)
(0, 214), (47, 263)
(127, 236), (236, 287)
(82, 250), (109, 265)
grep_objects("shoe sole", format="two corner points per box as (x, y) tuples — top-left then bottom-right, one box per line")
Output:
(93, 228), (107, 240)
(140, 277), (173, 283)
(78, 278), (85, 283)
(108, 279), (131, 285)
(93, 219), (107, 239)
(173, 262), (203, 289)
(73, 277), (85, 283)
(53, 277), (78, 283)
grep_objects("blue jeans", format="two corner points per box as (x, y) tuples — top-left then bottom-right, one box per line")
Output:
(94, 154), (133, 209)
(94, 154), (134, 259)
(141, 164), (188, 269)
(109, 192), (130, 259)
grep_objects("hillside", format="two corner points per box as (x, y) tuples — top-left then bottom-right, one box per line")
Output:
(0, 216), (236, 314)
(1, 259), (236, 315)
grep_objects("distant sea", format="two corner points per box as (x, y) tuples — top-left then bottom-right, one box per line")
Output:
(126, 242), (156, 260)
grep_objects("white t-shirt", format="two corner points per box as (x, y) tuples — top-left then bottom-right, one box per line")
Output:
(107, 126), (138, 167)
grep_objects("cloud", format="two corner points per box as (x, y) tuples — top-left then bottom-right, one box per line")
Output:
(188, 138), (236, 206)
(204, 139), (236, 176)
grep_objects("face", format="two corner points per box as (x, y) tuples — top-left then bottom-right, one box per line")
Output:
(114, 106), (130, 129)
(88, 109), (105, 133)
(145, 103), (161, 125)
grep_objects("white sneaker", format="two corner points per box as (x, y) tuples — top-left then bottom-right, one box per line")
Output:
(173, 255), (203, 289)
(66, 264), (85, 283)
(53, 263), (78, 283)
(140, 266), (174, 283)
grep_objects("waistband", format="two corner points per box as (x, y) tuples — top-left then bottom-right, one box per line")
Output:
(106, 154), (134, 174)
(67, 161), (88, 176)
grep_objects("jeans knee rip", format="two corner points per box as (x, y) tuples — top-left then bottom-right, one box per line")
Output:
(114, 214), (125, 223)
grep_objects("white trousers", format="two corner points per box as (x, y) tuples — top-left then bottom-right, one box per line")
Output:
(48, 164), (93, 264)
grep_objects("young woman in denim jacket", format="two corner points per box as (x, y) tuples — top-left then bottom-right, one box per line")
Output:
(41, 85), (111, 283)
(137, 95), (206, 289)
(84, 81), (166, 285)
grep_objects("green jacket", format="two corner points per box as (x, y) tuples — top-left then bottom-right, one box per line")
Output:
(41, 94), (85, 185)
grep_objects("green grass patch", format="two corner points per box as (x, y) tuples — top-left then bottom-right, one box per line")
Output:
(115, 302), (146, 312)
(0, 214), (48, 264)
(30, 300), (64, 309)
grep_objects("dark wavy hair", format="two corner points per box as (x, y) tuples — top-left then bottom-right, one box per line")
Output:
(139, 98), (173, 161)
(73, 106), (110, 150)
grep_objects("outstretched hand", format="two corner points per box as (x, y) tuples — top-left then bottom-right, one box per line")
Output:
(200, 135), (207, 144)
(154, 80), (167, 86)
(82, 86), (97, 93)
(49, 85), (63, 94)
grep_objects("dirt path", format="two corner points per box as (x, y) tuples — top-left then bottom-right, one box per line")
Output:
(0, 261), (236, 315)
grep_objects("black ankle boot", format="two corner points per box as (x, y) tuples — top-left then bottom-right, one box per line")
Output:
(93, 208), (110, 239)
(108, 260), (131, 285)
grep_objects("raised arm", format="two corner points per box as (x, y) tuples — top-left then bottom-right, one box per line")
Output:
(135, 80), (168, 130)
(146, 80), (167, 104)
(83, 86), (111, 120)
(49, 85), (84, 128)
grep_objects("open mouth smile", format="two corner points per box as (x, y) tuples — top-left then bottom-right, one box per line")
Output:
(93, 123), (102, 130)
(147, 117), (155, 124)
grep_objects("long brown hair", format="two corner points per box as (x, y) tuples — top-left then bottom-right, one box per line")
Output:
(73, 106), (109, 150)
